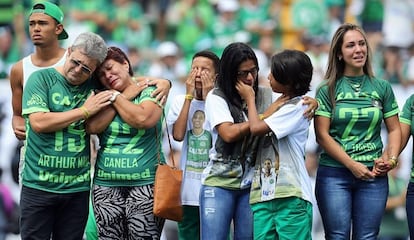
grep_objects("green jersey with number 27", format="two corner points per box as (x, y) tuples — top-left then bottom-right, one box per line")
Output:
(316, 75), (399, 167)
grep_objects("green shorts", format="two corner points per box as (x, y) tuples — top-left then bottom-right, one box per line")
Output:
(178, 205), (200, 240)
(251, 197), (312, 240)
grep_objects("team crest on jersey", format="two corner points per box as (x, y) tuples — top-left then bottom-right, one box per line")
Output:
(371, 99), (382, 109)
(27, 94), (46, 107)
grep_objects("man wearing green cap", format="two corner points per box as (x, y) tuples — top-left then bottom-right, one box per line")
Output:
(9, 1), (68, 186)
(10, 1), (68, 140)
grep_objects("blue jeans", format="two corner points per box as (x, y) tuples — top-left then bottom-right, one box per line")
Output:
(315, 166), (388, 240)
(406, 182), (414, 239)
(199, 185), (252, 240)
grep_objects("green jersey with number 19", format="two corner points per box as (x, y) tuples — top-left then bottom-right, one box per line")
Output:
(22, 68), (94, 193)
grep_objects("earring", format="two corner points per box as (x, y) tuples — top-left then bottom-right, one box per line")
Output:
(338, 56), (342, 61)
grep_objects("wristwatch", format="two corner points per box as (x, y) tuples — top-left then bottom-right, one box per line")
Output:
(109, 91), (121, 103)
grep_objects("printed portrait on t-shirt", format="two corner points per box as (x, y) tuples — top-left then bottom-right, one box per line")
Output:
(186, 110), (212, 179)
(261, 158), (278, 200)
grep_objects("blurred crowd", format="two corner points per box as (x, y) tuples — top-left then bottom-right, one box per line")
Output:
(0, 0), (411, 81)
(1, 0), (414, 89)
(1, 0), (414, 239)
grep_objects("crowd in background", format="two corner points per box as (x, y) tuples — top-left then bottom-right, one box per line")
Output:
(0, 0), (413, 86)
(1, 0), (414, 239)
(0, 0), (412, 84)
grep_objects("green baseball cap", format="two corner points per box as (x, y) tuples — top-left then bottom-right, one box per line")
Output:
(30, 1), (68, 40)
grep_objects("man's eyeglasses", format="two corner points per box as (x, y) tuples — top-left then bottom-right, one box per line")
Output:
(237, 67), (259, 79)
(70, 59), (92, 75)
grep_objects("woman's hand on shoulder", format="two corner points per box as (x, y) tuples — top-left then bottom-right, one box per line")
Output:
(302, 96), (318, 120)
(122, 81), (148, 100)
(263, 94), (289, 117)
(147, 78), (171, 106)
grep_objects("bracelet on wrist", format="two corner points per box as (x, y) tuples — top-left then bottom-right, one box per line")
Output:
(80, 106), (90, 119)
(259, 114), (265, 120)
(185, 94), (193, 100)
(389, 156), (398, 161)
(389, 156), (398, 169)
(389, 159), (397, 169)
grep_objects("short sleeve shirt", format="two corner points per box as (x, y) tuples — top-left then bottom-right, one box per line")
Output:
(22, 68), (93, 193)
(315, 75), (399, 167)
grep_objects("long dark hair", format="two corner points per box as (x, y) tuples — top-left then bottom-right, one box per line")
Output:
(217, 42), (259, 107)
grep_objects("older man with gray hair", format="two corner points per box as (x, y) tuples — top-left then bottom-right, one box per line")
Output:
(20, 32), (112, 240)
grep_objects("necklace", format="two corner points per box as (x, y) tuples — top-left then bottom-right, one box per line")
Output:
(345, 76), (365, 94)
(351, 82), (361, 93)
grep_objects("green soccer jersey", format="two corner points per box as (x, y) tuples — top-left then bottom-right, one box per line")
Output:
(94, 86), (165, 187)
(399, 94), (414, 182)
(316, 75), (399, 167)
(22, 68), (93, 193)
(186, 129), (212, 173)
